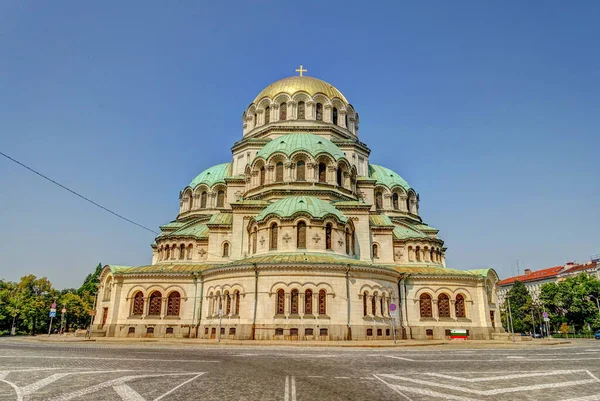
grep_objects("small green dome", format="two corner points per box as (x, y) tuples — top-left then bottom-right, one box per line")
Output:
(189, 162), (232, 189)
(368, 164), (411, 191)
(255, 133), (346, 161)
(255, 196), (347, 222)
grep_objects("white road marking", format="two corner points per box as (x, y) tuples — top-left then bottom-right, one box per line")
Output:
(0, 355), (218, 363)
(426, 370), (584, 382)
(335, 376), (350, 379)
(507, 356), (525, 359)
(284, 375), (289, 401)
(113, 384), (146, 401)
(0, 372), (8, 380)
(307, 375), (323, 378)
(154, 373), (204, 401)
(46, 372), (206, 401)
(20, 373), (71, 395)
(284, 375), (297, 401)
(383, 356), (415, 361)
(372, 374), (415, 401)
(377, 372), (600, 396)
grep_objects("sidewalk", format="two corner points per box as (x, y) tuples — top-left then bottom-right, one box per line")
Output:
(11, 335), (572, 348)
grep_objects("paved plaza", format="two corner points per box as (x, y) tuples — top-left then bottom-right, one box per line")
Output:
(0, 338), (599, 400)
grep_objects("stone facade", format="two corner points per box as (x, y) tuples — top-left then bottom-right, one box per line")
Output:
(93, 72), (503, 341)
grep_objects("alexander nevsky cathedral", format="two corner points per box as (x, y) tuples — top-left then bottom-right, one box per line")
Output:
(94, 67), (503, 341)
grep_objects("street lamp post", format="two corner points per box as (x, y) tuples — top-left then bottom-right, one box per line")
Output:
(506, 295), (515, 343)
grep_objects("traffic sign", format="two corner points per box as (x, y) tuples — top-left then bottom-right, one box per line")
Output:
(543, 317), (550, 322)
(61, 308), (67, 314)
(51, 302), (57, 309)
(389, 303), (397, 312)
(50, 308), (56, 313)
(542, 312), (549, 319)
(49, 311), (56, 318)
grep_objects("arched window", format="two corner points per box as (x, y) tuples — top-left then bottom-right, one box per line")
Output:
(297, 101), (305, 119)
(319, 290), (326, 315)
(336, 168), (342, 186)
(188, 195), (193, 211)
(371, 293), (377, 316)
(296, 161), (305, 181)
(148, 291), (162, 316)
(275, 162), (284, 182)
(352, 230), (356, 255)
(280, 102), (287, 120)
(260, 166), (266, 186)
(234, 290), (240, 315)
(179, 244), (185, 260)
(438, 294), (450, 318)
(325, 223), (333, 250)
(419, 293), (432, 318)
(429, 248), (434, 262)
(316, 103), (323, 121)
(318, 163), (327, 183)
(455, 294), (466, 318)
(375, 192), (383, 209)
(265, 107), (270, 124)
(372, 244), (379, 259)
(276, 289), (285, 315)
(305, 289), (312, 315)
(103, 277), (112, 301)
(200, 191), (207, 208)
(332, 107), (338, 125)
(380, 296), (384, 316)
(226, 292), (231, 315)
(187, 244), (193, 259)
(290, 289), (299, 314)
(216, 190), (225, 208)
(415, 246), (421, 262)
(363, 292), (368, 316)
(252, 227), (257, 253)
(171, 245), (176, 259)
(222, 242), (230, 257)
(270, 223), (278, 250)
(406, 198), (411, 213)
(392, 193), (399, 210)
(253, 113), (258, 128)
(165, 247), (170, 260)
(345, 114), (348, 128)
(167, 292), (181, 316)
(297, 221), (306, 249)
(132, 291), (144, 315)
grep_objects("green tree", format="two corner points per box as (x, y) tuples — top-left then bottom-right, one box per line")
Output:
(540, 273), (600, 332)
(502, 280), (535, 333)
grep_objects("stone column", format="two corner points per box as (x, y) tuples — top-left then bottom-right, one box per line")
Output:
(306, 101), (315, 120)
(272, 103), (280, 123)
(324, 104), (332, 123)
(285, 162), (294, 183)
(287, 102), (295, 120)
(339, 109), (347, 128)
(266, 165), (275, 184)
(327, 165), (337, 185)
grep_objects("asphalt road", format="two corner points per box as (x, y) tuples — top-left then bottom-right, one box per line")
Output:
(0, 339), (599, 400)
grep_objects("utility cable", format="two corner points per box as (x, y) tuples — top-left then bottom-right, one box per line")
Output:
(0, 150), (159, 235)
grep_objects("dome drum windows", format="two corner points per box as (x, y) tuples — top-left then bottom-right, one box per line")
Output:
(315, 103), (323, 121)
(265, 106), (270, 124)
(332, 107), (338, 125)
(296, 161), (306, 181)
(279, 102), (287, 121)
(297, 101), (305, 119)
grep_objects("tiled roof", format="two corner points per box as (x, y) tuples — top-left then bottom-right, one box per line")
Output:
(369, 215), (395, 227)
(255, 133), (346, 161)
(107, 253), (482, 278)
(159, 220), (209, 240)
(207, 213), (233, 226)
(498, 266), (565, 286)
(392, 224), (428, 240)
(368, 164), (411, 191)
(188, 162), (232, 189)
(255, 196), (347, 223)
(559, 261), (599, 275)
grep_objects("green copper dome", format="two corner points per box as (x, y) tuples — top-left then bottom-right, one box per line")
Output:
(255, 133), (346, 161)
(368, 164), (411, 191)
(255, 196), (347, 222)
(189, 162), (232, 189)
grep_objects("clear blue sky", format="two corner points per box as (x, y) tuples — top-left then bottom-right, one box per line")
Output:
(1, 1), (599, 289)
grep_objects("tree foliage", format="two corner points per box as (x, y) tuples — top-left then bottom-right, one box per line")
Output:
(0, 264), (101, 336)
(540, 273), (600, 332)
(501, 280), (537, 333)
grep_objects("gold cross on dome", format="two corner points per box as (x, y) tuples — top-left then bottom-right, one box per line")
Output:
(295, 64), (307, 76)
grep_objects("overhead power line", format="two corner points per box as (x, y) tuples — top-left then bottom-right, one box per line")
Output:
(0, 150), (159, 235)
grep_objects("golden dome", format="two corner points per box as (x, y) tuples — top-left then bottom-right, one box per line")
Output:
(253, 76), (348, 104)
